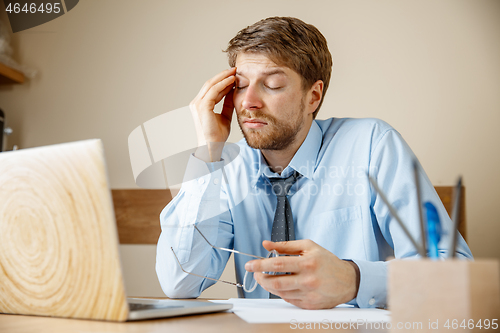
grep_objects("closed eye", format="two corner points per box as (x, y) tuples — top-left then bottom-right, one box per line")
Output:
(266, 85), (282, 90)
(236, 86), (248, 90)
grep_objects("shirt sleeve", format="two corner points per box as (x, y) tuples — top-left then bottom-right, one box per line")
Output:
(155, 153), (234, 298)
(348, 127), (473, 308)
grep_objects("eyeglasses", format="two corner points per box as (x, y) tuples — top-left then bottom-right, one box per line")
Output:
(171, 225), (279, 293)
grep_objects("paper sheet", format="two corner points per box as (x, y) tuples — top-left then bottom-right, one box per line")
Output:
(210, 298), (390, 324)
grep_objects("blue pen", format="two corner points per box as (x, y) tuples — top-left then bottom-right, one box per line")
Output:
(424, 202), (442, 259)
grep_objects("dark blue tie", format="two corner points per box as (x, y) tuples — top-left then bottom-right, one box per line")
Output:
(269, 172), (298, 242)
(268, 172), (298, 299)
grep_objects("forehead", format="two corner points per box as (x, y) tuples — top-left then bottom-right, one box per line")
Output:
(235, 53), (293, 78)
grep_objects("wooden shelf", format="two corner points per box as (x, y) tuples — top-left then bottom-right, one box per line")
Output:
(0, 62), (24, 84)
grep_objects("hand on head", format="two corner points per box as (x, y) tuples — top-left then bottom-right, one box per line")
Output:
(190, 68), (236, 162)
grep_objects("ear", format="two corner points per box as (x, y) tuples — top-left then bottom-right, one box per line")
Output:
(305, 80), (324, 115)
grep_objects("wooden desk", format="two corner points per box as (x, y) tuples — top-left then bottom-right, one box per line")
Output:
(0, 300), (386, 333)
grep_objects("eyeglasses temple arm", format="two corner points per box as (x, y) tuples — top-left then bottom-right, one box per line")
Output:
(194, 225), (265, 259)
(170, 247), (243, 288)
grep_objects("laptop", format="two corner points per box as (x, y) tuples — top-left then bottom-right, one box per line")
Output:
(0, 139), (232, 321)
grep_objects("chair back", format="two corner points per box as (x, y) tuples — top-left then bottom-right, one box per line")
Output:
(112, 186), (466, 244)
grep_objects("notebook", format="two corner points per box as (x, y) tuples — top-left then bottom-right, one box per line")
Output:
(0, 139), (231, 321)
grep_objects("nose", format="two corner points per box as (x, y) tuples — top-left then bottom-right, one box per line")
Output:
(241, 85), (264, 110)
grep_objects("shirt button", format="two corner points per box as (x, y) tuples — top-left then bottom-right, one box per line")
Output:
(198, 178), (205, 185)
(213, 178), (219, 185)
(368, 298), (376, 306)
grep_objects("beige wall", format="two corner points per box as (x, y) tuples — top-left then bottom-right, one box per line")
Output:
(1, 0), (499, 298)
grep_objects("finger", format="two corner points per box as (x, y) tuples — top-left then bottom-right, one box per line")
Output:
(262, 239), (316, 255)
(202, 76), (236, 106)
(220, 88), (234, 121)
(253, 272), (300, 292)
(214, 81), (235, 105)
(245, 256), (300, 273)
(197, 67), (236, 99)
(197, 68), (236, 100)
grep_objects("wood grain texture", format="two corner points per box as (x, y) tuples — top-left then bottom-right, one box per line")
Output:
(0, 140), (129, 321)
(112, 189), (172, 244)
(114, 186), (466, 244)
(434, 186), (467, 241)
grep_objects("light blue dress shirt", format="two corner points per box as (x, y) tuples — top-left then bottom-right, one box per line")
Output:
(156, 118), (473, 308)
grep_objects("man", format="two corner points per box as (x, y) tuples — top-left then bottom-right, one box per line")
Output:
(156, 16), (472, 309)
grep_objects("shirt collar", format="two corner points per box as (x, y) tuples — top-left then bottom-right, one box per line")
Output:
(250, 120), (322, 188)
(288, 120), (322, 180)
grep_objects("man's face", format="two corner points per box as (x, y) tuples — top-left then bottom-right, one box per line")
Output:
(233, 53), (309, 151)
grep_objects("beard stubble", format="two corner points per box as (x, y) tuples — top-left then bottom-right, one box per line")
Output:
(237, 97), (306, 151)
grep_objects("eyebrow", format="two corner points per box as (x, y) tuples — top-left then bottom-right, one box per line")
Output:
(236, 69), (287, 78)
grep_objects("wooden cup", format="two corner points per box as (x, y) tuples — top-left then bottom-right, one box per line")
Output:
(388, 259), (500, 332)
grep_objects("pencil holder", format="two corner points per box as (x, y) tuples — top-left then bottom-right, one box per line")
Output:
(388, 259), (500, 332)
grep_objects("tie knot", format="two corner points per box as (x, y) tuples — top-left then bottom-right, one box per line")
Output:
(269, 172), (298, 197)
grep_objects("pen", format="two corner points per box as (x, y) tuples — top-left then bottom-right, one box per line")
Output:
(424, 202), (441, 259)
